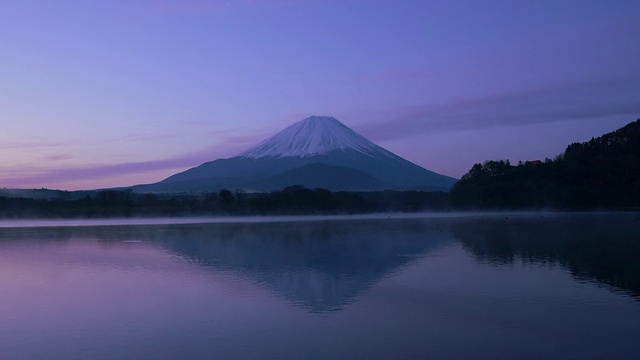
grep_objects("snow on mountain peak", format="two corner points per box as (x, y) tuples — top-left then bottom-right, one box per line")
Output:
(238, 116), (388, 159)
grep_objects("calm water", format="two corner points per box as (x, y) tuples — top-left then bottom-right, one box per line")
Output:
(1, 213), (639, 359)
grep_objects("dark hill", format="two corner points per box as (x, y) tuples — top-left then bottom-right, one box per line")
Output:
(451, 119), (640, 209)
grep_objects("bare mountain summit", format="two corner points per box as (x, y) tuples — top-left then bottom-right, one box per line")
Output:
(133, 116), (457, 192)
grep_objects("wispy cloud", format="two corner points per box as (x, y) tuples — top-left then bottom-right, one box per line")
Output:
(4, 155), (205, 188)
(42, 154), (73, 162)
(1, 132), (263, 189)
(356, 76), (640, 142)
(99, 133), (178, 144)
(0, 139), (62, 150)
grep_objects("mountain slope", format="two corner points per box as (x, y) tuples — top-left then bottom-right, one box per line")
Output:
(134, 116), (457, 193)
(255, 163), (391, 191)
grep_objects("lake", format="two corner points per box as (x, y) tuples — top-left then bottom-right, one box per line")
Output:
(1, 213), (639, 359)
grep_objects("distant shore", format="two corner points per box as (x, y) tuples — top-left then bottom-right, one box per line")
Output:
(0, 211), (636, 229)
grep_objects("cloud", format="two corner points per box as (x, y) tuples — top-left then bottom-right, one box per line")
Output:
(356, 76), (640, 142)
(0, 139), (62, 150)
(4, 155), (203, 188)
(1, 132), (264, 189)
(99, 133), (178, 144)
(43, 154), (73, 162)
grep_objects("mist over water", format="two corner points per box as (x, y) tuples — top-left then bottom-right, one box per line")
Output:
(1, 213), (639, 359)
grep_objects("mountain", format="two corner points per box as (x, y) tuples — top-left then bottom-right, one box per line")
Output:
(133, 116), (458, 193)
(257, 163), (390, 191)
(239, 115), (386, 158)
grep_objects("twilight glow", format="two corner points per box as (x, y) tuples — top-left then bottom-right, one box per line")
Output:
(1, 0), (639, 190)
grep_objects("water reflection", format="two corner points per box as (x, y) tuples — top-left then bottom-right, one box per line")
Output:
(2, 214), (640, 359)
(453, 213), (640, 299)
(1, 213), (638, 314)
(154, 220), (452, 312)
(0, 219), (452, 313)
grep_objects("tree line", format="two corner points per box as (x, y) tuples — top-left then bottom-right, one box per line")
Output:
(0, 186), (449, 218)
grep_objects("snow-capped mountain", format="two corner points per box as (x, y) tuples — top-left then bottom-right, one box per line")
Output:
(239, 116), (389, 158)
(133, 116), (457, 192)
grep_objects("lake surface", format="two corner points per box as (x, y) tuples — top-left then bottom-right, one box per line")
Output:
(1, 213), (639, 359)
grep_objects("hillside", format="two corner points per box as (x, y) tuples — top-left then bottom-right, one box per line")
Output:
(451, 119), (640, 209)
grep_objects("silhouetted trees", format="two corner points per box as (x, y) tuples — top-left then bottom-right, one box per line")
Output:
(0, 186), (449, 218)
(451, 119), (640, 210)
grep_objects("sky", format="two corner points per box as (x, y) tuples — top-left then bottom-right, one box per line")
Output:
(1, 0), (639, 190)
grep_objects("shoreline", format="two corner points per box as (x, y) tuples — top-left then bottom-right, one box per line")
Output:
(0, 211), (636, 229)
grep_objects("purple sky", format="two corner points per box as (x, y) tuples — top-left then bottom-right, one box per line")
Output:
(1, 0), (639, 190)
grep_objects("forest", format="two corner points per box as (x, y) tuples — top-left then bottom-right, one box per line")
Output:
(450, 119), (640, 210)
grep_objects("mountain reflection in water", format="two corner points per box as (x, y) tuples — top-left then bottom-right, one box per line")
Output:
(154, 220), (451, 312)
(0, 219), (451, 313)
(2, 213), (640, 359)
(151, 213), (640, 307)
(1, 213), (638, 312)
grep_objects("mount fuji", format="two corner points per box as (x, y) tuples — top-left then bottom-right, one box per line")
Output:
(133, 116), (457, 192)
